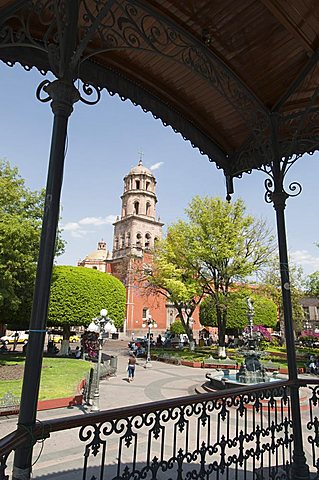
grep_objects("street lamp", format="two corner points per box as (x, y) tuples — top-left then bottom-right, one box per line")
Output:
(87, 308), (116, 412)
(142, 314), (157, 367)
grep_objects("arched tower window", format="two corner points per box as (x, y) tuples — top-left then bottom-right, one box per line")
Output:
(136, 232), (142, 247)
(135, 180), (140, 189)
(134, 201), (139, 215)
(145, 232), (151, 249)
(114, 237), (119, 250)
(146, 201), (151, 216)
(120, 234), (125, 248)
(146, 181), (150, 191)
(126, 232), (131, 246)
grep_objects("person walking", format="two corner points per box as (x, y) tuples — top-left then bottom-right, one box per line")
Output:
(127, 353), (137, 382)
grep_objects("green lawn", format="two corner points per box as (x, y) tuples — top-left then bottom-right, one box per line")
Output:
(0, 356), (91, 401)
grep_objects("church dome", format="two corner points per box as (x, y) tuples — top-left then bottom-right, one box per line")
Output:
(129, 159), (153, 176)
(85, 240), (109, 261)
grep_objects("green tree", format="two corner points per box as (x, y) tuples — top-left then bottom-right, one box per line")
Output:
(306, 271), (319, 297)
(170, 319), (186, 335)
(258, 255), (305, 334)
(200, 289), (277, 331)
(48, 266), (126, 353)
(151, 197), (274, 357)
(146, 237), (205, 344)
(0, 159), (64, 329)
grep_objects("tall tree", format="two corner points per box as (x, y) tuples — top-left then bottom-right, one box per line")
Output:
(306, 271), (319, 298)
(150, 197), (274, 357)
(0, 159), (64, 330)
(147, 241), (205, 344)
(48, 266), (126, 354)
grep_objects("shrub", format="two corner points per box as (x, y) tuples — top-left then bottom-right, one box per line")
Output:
(48, 266), (126, 329)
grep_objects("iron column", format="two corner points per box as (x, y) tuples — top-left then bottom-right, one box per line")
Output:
(13, 80), (79, 480)
(270, 135), (309, 479)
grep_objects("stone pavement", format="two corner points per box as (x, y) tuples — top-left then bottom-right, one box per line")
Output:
(0, 340), (210, 478)
(0, 340), (316, 479)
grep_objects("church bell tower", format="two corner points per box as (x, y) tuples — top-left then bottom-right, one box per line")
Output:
(112, 158), (164, 259)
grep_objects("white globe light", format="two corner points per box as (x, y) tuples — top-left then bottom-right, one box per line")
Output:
(100, 308), (108, 317)
(87, 321), (99, 333)
(142, 323), (146, 328)
(104, 322), (113, 333)
(154, 323), (158, 328)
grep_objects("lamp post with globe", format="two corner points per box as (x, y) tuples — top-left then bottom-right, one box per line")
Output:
(87, 308), (116, 411)
(142, 314), (157, 367)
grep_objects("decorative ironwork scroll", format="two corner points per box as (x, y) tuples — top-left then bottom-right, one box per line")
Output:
(307, 384), (319, 478)
(2, 0), (319, 175)
(79, 384), (292, 480)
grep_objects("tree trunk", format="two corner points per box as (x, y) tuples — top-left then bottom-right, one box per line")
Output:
(57, 325), (70, 356)
(217, 346), (227, 358)
(216, 306), (227, 358)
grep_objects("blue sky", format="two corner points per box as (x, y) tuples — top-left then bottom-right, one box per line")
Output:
(1, 63), (319, 277)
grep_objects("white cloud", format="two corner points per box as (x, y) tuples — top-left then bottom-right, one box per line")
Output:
(63, 222), (81, 232)
(290, 250), (319, 271)
(61, 215), (116, 238)
(79, 215), (117, 226)
(150, 161), (164, 171)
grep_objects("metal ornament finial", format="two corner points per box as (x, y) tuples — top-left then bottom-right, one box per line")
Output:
(225, 175), (234, 203)
(138, 149), (144, 165)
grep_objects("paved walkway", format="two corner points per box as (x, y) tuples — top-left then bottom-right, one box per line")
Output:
(0, 340), (316, 479)
(1, 340), (210, 478)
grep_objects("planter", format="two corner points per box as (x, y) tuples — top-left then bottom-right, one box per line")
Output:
(279, 367), (288, 374)
(181, 360), (202, 368)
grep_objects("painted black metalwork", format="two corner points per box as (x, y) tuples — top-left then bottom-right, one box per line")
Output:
(3, 380), (319, 479)
(78, 383), (293, 480)
(1, 1), (319, 175)
(307, 384), (319, 477)
(255, 116), (310, 480)
(11, 2), (84, 478)
(0, 381), (296, 480)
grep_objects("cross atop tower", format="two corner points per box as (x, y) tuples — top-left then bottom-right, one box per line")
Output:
(138, 149), (144, 165)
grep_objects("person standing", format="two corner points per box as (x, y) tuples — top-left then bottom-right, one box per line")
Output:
(127, 353), (137, 382)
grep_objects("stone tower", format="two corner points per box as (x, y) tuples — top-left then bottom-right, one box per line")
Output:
(112, 159), (164, 259)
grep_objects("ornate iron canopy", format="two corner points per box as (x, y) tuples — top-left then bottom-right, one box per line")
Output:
(1, 0), (319, 178)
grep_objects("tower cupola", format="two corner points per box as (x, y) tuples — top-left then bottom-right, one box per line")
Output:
(112, 158), (163, 259)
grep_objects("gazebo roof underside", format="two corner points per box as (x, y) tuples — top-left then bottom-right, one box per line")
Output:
(1, 0), (319, 177)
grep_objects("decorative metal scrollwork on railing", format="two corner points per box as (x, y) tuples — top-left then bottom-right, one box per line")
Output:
(79, 384), (292, 480)
(307, 384), (319, 477)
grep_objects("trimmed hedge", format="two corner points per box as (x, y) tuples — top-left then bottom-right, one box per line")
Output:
(200, 289), (277, 330)
(48, 266), (126, 329)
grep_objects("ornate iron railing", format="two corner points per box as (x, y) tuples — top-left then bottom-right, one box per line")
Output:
(1, 379), (319, 480)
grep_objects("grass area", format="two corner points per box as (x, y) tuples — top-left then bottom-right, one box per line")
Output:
(0, 355), (91, 401)
(152, 345), (311, 370)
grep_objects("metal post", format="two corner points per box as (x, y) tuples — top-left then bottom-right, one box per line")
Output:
(147, 325), (151, 364)
(13, 80), (79, 480)
(266, 115), (309, 479)
(272, 190), (309, 480)
(91, 333), (103, 412)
